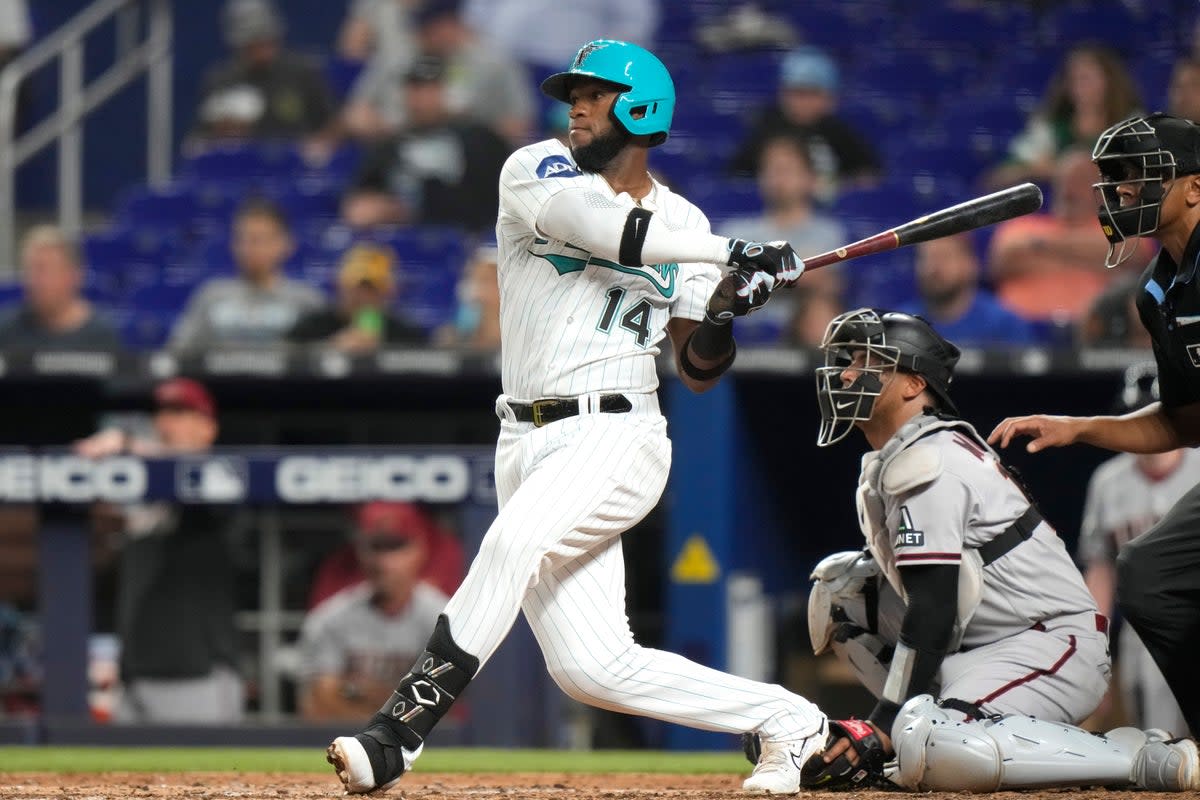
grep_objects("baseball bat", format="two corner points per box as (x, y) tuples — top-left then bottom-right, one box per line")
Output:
(802, 182), (1043, 271)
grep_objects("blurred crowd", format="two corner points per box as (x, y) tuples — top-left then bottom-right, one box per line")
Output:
(0, 0), (1193, 358)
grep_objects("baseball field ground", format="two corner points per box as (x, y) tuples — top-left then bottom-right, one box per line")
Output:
(0, 747), (1180, 799)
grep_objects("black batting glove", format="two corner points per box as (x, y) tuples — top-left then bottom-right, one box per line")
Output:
(705, 268), (773, 324)
(726, 238), (805, 287)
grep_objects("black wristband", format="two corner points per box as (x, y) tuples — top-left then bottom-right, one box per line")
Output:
(689, 317), (735, 359)
(619, 207), (653, 266)
(867, 699), (902, 736)
(681, 335), (736, 381)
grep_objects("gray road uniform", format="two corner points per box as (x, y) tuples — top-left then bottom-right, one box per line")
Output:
(1078, 449), (1200, 735)
(813, 413), (1109, 728)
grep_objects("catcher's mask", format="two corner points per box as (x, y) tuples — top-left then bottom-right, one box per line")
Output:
(1092, 113), (1200, 267)
(815, 309), (961, 447)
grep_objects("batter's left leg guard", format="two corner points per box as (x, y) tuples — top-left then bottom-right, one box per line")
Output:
(328, 614), (479, 793)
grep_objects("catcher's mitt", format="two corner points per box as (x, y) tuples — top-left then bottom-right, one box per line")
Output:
(741, 719), (888, 790)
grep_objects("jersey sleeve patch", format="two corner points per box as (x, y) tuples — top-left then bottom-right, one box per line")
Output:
(893, 506), (925, 548)
(536, 154), (582, 179)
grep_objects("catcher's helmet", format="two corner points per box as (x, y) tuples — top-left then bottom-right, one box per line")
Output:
(1092, 113), (1200, 267)
(540, 40), (675, 146)
(1113, 361), (1160, 414)
(815, 308), (962, 446)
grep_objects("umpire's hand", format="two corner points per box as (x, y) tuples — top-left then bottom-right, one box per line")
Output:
(988, 414), (1084, 452)
(726, 238), (805, 287)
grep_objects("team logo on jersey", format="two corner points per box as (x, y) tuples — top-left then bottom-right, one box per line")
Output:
(894, 506), (925, 548)
(1188, 343), (1200, 367)
(528, 238), (678, 297)
(536, 155), (582, 179)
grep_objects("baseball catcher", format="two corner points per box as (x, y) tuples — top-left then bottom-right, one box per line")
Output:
(747, 308), (1197, 791)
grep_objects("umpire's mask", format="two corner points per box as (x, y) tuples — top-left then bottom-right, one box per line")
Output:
(815, 308), (961, 447)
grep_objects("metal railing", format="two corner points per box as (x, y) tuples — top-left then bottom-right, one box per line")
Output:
(0, 0), (172, 269)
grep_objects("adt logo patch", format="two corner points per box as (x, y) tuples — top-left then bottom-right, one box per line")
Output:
(536, 155), (581, 179)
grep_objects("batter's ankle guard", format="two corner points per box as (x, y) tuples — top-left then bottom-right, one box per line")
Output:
(373, 614), (479, 748)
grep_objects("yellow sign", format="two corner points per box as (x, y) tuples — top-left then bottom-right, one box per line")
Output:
(671, 534), (720, 584)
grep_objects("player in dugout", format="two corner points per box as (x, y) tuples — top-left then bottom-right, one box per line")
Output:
(743, 308), (1196, 792)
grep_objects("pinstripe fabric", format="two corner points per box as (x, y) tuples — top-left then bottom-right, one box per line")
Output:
(437, 141), (824, 742)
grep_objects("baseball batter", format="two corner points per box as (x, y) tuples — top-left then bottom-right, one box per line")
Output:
(327, 39), (825, 795)
(771, 308), (1195, 791)
(1078, 363), (1196, 736)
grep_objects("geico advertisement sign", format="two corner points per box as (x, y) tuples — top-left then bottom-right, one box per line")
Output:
(0, 456), (146, 502)
(275, 455), (470, 502)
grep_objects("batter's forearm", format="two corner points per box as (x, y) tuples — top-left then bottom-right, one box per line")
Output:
(537, 188), (730, 266)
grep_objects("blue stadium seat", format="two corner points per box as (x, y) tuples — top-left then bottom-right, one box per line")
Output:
(277, 178), (342, 228)
(0, 281), (23, 308)
(116, 184), (199, 234)
(180, 142), (306, 184)
(324, 55), (365, 102)
(688, 178), (761, 226)
(82, 228), (173, 298)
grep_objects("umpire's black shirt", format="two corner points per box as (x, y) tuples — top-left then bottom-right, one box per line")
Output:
(1136, 222), (1200, 407)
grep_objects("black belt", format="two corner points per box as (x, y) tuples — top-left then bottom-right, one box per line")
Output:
(977, 505), (1043, 566)
(509, 394), (633, 427)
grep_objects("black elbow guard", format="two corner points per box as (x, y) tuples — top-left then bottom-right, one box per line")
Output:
(619, 207), (654, 266)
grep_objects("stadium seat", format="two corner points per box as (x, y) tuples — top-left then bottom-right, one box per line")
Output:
(180, 142), (306, 184)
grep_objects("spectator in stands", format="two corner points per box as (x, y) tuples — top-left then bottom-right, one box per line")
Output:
(987, 148), (1153, 325)
(783, 286), (842, 348)
(168, 199), (323, 353)
(342, 55), (511, 232)
(1078, 276), (1153, 350)
(901, 233), (1040, 348)
(0, 0), (31, 131)
(74, 378), (243, 724)
(189, 0), (336, 147)
(984, 42), (1141, 190)
(463, 0), (658, 78)
(721, 133), (846, 341)
(337, 0), (417, 65)
(288, 243), (425, 351)
(1169, 56), (1200, 123)
(435, 244), (501, 350)
(297, 502), (453, 721)
(729, 46), (882, 197)
(0, 225), (120, 351)
(341, 0), (533, 145)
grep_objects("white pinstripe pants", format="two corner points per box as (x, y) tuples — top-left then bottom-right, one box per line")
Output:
(441, 398), (825, 741)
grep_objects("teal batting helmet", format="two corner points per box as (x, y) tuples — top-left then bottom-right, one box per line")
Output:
(540, 40), (675, 146)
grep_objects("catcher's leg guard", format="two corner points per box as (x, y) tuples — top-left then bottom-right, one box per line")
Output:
(891, 695), (1144, 791)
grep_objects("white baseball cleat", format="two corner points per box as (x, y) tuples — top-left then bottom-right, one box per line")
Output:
(742, 720), (829, 794)
(326, 731), (422, 794)
(1132, 737), (1200, 791)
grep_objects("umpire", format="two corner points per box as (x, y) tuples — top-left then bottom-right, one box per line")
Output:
(990, 112), (1200, 737)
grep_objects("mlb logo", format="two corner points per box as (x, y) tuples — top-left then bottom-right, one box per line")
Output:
(1188, 343), (1200, 368)
(176, 457), (247, 503)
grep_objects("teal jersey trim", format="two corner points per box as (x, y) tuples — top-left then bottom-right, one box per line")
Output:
(529, 239), (678, 298)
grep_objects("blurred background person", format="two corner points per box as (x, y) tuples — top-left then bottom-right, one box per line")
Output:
(901, 233), (1039, 348)
(189, 0), (336, 148)
(74, 379), (242, 724)
(336, 0), (417, 65)
(296, 502), (453, 721)
(342, 55), (511, 231)
(987, 148), (1153, 326)
(463, 0), (658, 79)
(0, 225), (120, 351)
(1078, 276), (1154, 350)
(721, 132), (847, 341)
(1168, 56), (1200, 123)
(1077, 364), (1198, 735)
(288, 243), (425, 352)
(341, 0), (533, 145)
(435, 244), (501, 350)
(984, 42), (1141, 190)
(169, 199), (323, 354)
(782, 286), (842, 349)
(729, 45), (882, 198)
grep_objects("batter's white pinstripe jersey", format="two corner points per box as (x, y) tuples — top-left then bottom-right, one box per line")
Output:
(496, 139), (721, 399)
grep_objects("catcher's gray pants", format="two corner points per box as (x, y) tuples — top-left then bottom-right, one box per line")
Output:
(116, 663), (243, 724)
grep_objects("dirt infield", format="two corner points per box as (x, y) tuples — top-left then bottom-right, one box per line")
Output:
(0, 773), (1174, 800)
